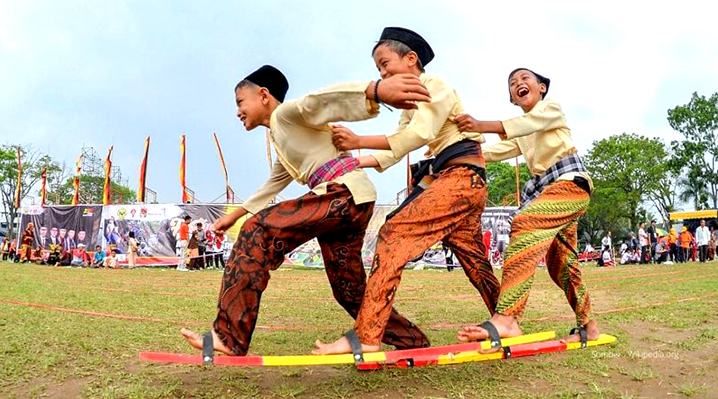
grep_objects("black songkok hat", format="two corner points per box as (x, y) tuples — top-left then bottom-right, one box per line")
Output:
(243, 65), (289, 103)
(378, 27), (435, 67)
(508, 68), (550, 102)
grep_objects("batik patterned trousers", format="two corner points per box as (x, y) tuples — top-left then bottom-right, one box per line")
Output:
(213, 184), (429, 355)
(495, 180), (593, 326)
(356, 167), (500, 346)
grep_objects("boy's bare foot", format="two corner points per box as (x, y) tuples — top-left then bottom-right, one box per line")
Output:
(561, 320), (600, 343)
(312, 336), (380, 355)
(457, 313), (522, 342)
(180, 328), (234, 355)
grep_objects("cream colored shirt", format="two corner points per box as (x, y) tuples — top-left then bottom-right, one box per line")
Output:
(483, 99), (592, 188)
(372, 74), (485, 171)
(241, 82), (379, 215)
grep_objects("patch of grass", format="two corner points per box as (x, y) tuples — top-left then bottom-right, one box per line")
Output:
(273, 382), (308, 398)
(628, 368), (656, 382)
(1, 261), (718, 397)
(676, 381), (708, 397)
(676, 328), (718, 351)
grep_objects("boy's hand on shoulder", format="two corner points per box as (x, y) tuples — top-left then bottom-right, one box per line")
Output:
(331, 124), (360, 150)
(455, 113), (480, 133)
(376, 74), (431, 109)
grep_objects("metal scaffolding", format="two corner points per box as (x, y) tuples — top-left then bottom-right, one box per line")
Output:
(79, 146), (129, 188)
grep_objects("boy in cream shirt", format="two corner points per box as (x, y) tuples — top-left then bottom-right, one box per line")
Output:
(315, 27), (501, 356)
(451, 68), (600, 349)
(180, 64), (433, 357)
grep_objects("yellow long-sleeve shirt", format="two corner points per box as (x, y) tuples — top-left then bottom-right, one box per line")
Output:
(483, 99), (592, 187)
(241, 82), (379, 215)
(371, 74), (485, 171)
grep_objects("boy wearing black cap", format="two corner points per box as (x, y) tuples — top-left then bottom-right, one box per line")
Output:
(314, 27), (501, 355)
(451, 68), (599, 348)
(181, 65), (433, 356)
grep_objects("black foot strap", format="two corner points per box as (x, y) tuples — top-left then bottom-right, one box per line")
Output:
(202, 332), (214, 365)
(570, 325), (588, 349)
(480, 321), (502, 349)
(345, 330), (364, 364)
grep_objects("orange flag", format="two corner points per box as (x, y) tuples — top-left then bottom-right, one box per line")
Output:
(40, 167), (47, 207)
(102, 146), (113, 205)
(137, 136), (150, 203)
(72, 154), (83, 205)
(180, 135), (188, 203)
(14, 147), (22, 208)
(213, 132), (231, 202)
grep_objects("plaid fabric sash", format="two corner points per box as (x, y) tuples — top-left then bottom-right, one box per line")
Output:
(520, 153), (587, 209)
(307, 154), (360, 189)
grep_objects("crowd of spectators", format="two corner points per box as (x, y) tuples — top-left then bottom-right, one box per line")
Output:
(583, 218), (717, 267)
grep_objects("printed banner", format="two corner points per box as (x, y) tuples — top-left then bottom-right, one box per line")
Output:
(17, 204), (517, 268)
(99, 203), (244, 261)
(17, 205), (104, 251)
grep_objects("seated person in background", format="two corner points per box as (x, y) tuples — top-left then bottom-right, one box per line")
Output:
(655, 240), (669, 264)
(92, 245), (106, 267)
(620, 249), (639, 265)
(70, 244), (89, 267)
(103, 249), (119, 268)
(56, 249), (72, 266)
(600, 248), (615, 267)
(32, 247), (44, 264)
(47, 244), (61, 265)
(619, 241), (628, 256)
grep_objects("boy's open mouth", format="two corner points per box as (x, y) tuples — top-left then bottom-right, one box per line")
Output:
(517, 87), (529, 98)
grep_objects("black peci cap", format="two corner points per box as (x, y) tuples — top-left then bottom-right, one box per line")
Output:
(243, 65), (289, 102)
(378, 27), (435, 67)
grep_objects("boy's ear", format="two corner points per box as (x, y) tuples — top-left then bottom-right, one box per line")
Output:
(406, 51), (419, 68)
(258, 87), (272, 104)
(539, 83), (547, 97)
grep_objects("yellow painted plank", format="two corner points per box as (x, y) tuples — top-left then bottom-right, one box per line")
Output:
(262, 352), (387, 366)
(565, 333), (617, 350)
(478, 331), (556, 350)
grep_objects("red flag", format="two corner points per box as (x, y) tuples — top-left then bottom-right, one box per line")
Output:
(213, 132), (231, 202)
(72, 154), (83, 205)
(103, 146), (113, 205)
(137, 136), (150, 202)
(14, 147), (22, 208)
(40, 167), (47, 207)
(180, 135), (188, 203)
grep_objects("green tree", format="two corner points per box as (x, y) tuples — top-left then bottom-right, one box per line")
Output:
(667, 92), (718, 208)
(0, 145), (60, 238)
(678, 167), (710, 210)
(584, 133), (668, 230)
(485, 160), (532, 207)
(48, 175), (135, 205)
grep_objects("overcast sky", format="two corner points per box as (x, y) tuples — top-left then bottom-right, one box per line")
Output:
(2, 1), (717, 205)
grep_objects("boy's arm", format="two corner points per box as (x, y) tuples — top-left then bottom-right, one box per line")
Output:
(331, 125), (390, 150)
(372, 78), (456, 171)
(482, 138), (522, 163)
(455, 100), (565, 140)
(212, 160), (292, 234)
(455, 115), (506, 136)
(332, 79), (456, 172)
(289, 74), (431, 126)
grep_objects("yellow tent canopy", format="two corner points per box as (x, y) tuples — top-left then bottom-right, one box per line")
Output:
(669, 209), (718, 221)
